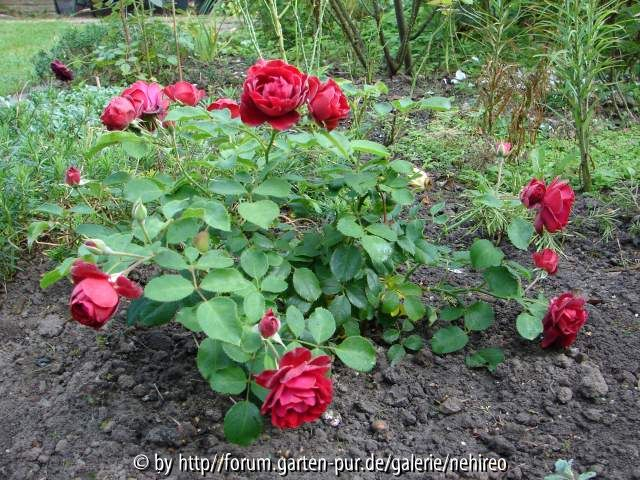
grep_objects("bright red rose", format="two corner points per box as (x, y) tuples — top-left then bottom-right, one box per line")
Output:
(65, 166), (81, 186)
(541, 292), (588, 348)
(534, 178), (575, 233)
(258, 308), (280, 338)
(532, 248), (559, 275)
(163, 81), (206, 106)
(520, 178), (546, 209)
(255, 347), (333, 429)
(240, 59), (308, 131)
(100, 96), (137, 131)
(69, 260), (142, 329)
(207, 98), (240, 118)
(121, 80), (170, 119)
(51, 59), (74, 82)
(307, 77), (350, 131)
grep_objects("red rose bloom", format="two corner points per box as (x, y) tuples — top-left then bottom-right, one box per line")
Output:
(258, 308), (280, 338)
(163, 81), (206, 106)
(541, 292), (588, 348)
(240, 59), (308, 131)
(65, 166), (81, 186)
(533, 248), (559, 275)
(307, 77), (350, 131)
(69, 260), (142, 329)
(534, 178), (575, 233)
(207, 98), (240, 118)
(255, 347), (333, 429)
(520, 178), (546, 209)
(51, 59), (74, 82)
(100, 96), (137, 131)
(121, 80), (170, 119)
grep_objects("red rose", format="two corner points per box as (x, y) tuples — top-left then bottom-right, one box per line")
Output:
(65, 166), (81, 186)
(163, 81), (206, 106)
(258, 308), (280, 338)
(121, 80), (170, 119)
(255, 347), (333, 429)
(69, 260), (142, 329)
(207, 98), (240, 118)
(534, 178), (575, 233)
(541, 292), (588, 348)
(100, 96), (137, 131)
(51, 59), (74, 82)
(307, 77), (350, 131)
(520, 178), (546, 209)
(532, 248), (559, 275)
(240, 59), (308, 131)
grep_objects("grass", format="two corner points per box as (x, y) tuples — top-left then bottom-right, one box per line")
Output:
(0, 20), (75, 96)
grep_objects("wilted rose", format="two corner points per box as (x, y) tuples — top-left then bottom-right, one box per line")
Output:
(520, 178), (546, 209)
(51, 59), (74, 82)
(121, 80), (170, 120)
(541, 292), (587, 348)
(532, 248), (559, 275)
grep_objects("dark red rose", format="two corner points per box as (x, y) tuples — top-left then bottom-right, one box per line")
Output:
(240, 59), (308, 131)
(534, 178), (575, 233)
(207, 98), (240, 118)
(51, 59), (74, 82)
(307, 76), (349, 131)
(100, 96), (137, 131)
(533, 248), (559, 275)
(541, 292), (588, 349)
(69, 260), (142, 329)
(255, 347), (333, 429)
(258, 308), (280, 338)
(163, 81), (206, 106)
(520, 178), (546, 209)
(121, 80), (170, 119)
(65, 166), (81, 186)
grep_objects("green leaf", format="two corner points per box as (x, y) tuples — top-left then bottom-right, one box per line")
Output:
(210, 366), (247, 395)
(286, 305), (305, 338)
(470, 239), (504, 270)
(330, 245), (363, 282)
(366, 223), (398, 242)
(27, 221), (51, 248)
(261, 275), (288, 293)
(175, 305), (202, 332)
(200, 268), (251, 293)
(465, 348), (505, 372)
(419, 96), (451, 111)
(516, 312), (543, 340)
(166, 218), (201, 244)
(389, 160), (413, 174)
(196, 250), (234, 269)
(35, 203), (64, 217)
(240, 248), (269, 279)
(360, 235), (393, 263)
(308, 307), (336, 343)
(431, 326), (469, 354)
(201, 200), (231, 231)
(403, 334), (424, 351)
(127, 297), (182, 327)
(483, 266), (521, 299)
(464, 301), (495, 331)
(440, 306), (464, 321)
(89, 131), (149, 158)
(507, 217), (535, 250)
(243, 292), (265, 324)
(238, 200), (280, 229)
(253, 179), (292, 198)
(382, 328), (400, 344)
(387, 344), (406, 365)
(124, 178), (163, 203)
(224, 401), (263, 446)
(334, 336), (377, 372)
(144, 275), (194, 302)
(391, 188), (414, 206)
(197, 297), (242, 345)
(197, 338), (231, 380)
(404, 296), (426, 321)
(154, 249), (189, 271)
(336, 215), (364, 238)
(328, 294), (351, 325)
(209, 179), (246, 196)
(351, 139), (390, 158)
(292, 268), (321, 302)
(40, 257), (75, 289)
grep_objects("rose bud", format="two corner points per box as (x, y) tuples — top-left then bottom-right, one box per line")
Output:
(258, 308), (280, 338)
(83, 239), (112, 255)
(131, 199), (147, 222)
(533, 248), (559, 275)
(541, 292), (588, 349)
(50, 59), (74, 82)
(163, 81), (206, 107)
(69, 260), (142, 329)
(496, 141), (511, 157)
(65, 166), (81, 186)
(307, 77), (350, 131)
(207, 98), (240, 118)
(533, 177), (575, 234)
(240, 59), (309, 131)
(255, 347), (333, 428)
(193, 230), (210, 253)
(121, 80), (170, 121)
(520, 178), (546, 209)
(100, 96), (137, 131)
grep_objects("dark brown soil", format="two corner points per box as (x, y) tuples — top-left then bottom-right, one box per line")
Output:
(1, 185), (639, 480)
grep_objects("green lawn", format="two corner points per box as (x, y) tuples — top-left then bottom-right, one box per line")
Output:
(0, 20), (74, 96)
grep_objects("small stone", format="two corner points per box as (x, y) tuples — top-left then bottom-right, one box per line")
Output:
(582, 408), (603, 422)
(439, 397), (463, 415)
(132, 384), (146, 397)
(145, 426), (180, 447)
(371, 419), (387, 432)
(553, 354), (572, 369)
(117, 375), (135, 389)
(556, 387), (573, 404)
(205, 408), (223, 422)
(579, 363), (608, 399)
(38, 314), (65, 338)
(478, 433), (516, 457)
(322, 409), (342, 427)
(382, 368), (401, 385)
(566, 347), (580, 358)
(401, 410), (417, 426)
(54, 440), (69, 454)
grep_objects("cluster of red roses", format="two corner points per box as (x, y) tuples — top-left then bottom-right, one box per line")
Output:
(520, 177), (588, 349)
(99, 59), (350, 133)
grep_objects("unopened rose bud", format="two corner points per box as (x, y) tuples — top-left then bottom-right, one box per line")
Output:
(84, 239), (112, 255)
(496, 141), (512, 157)
(193, 230), (210, 253)
(65, 166), (81, 186)
(132, 199), (147, 222)
(259, 308), (281, 338)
